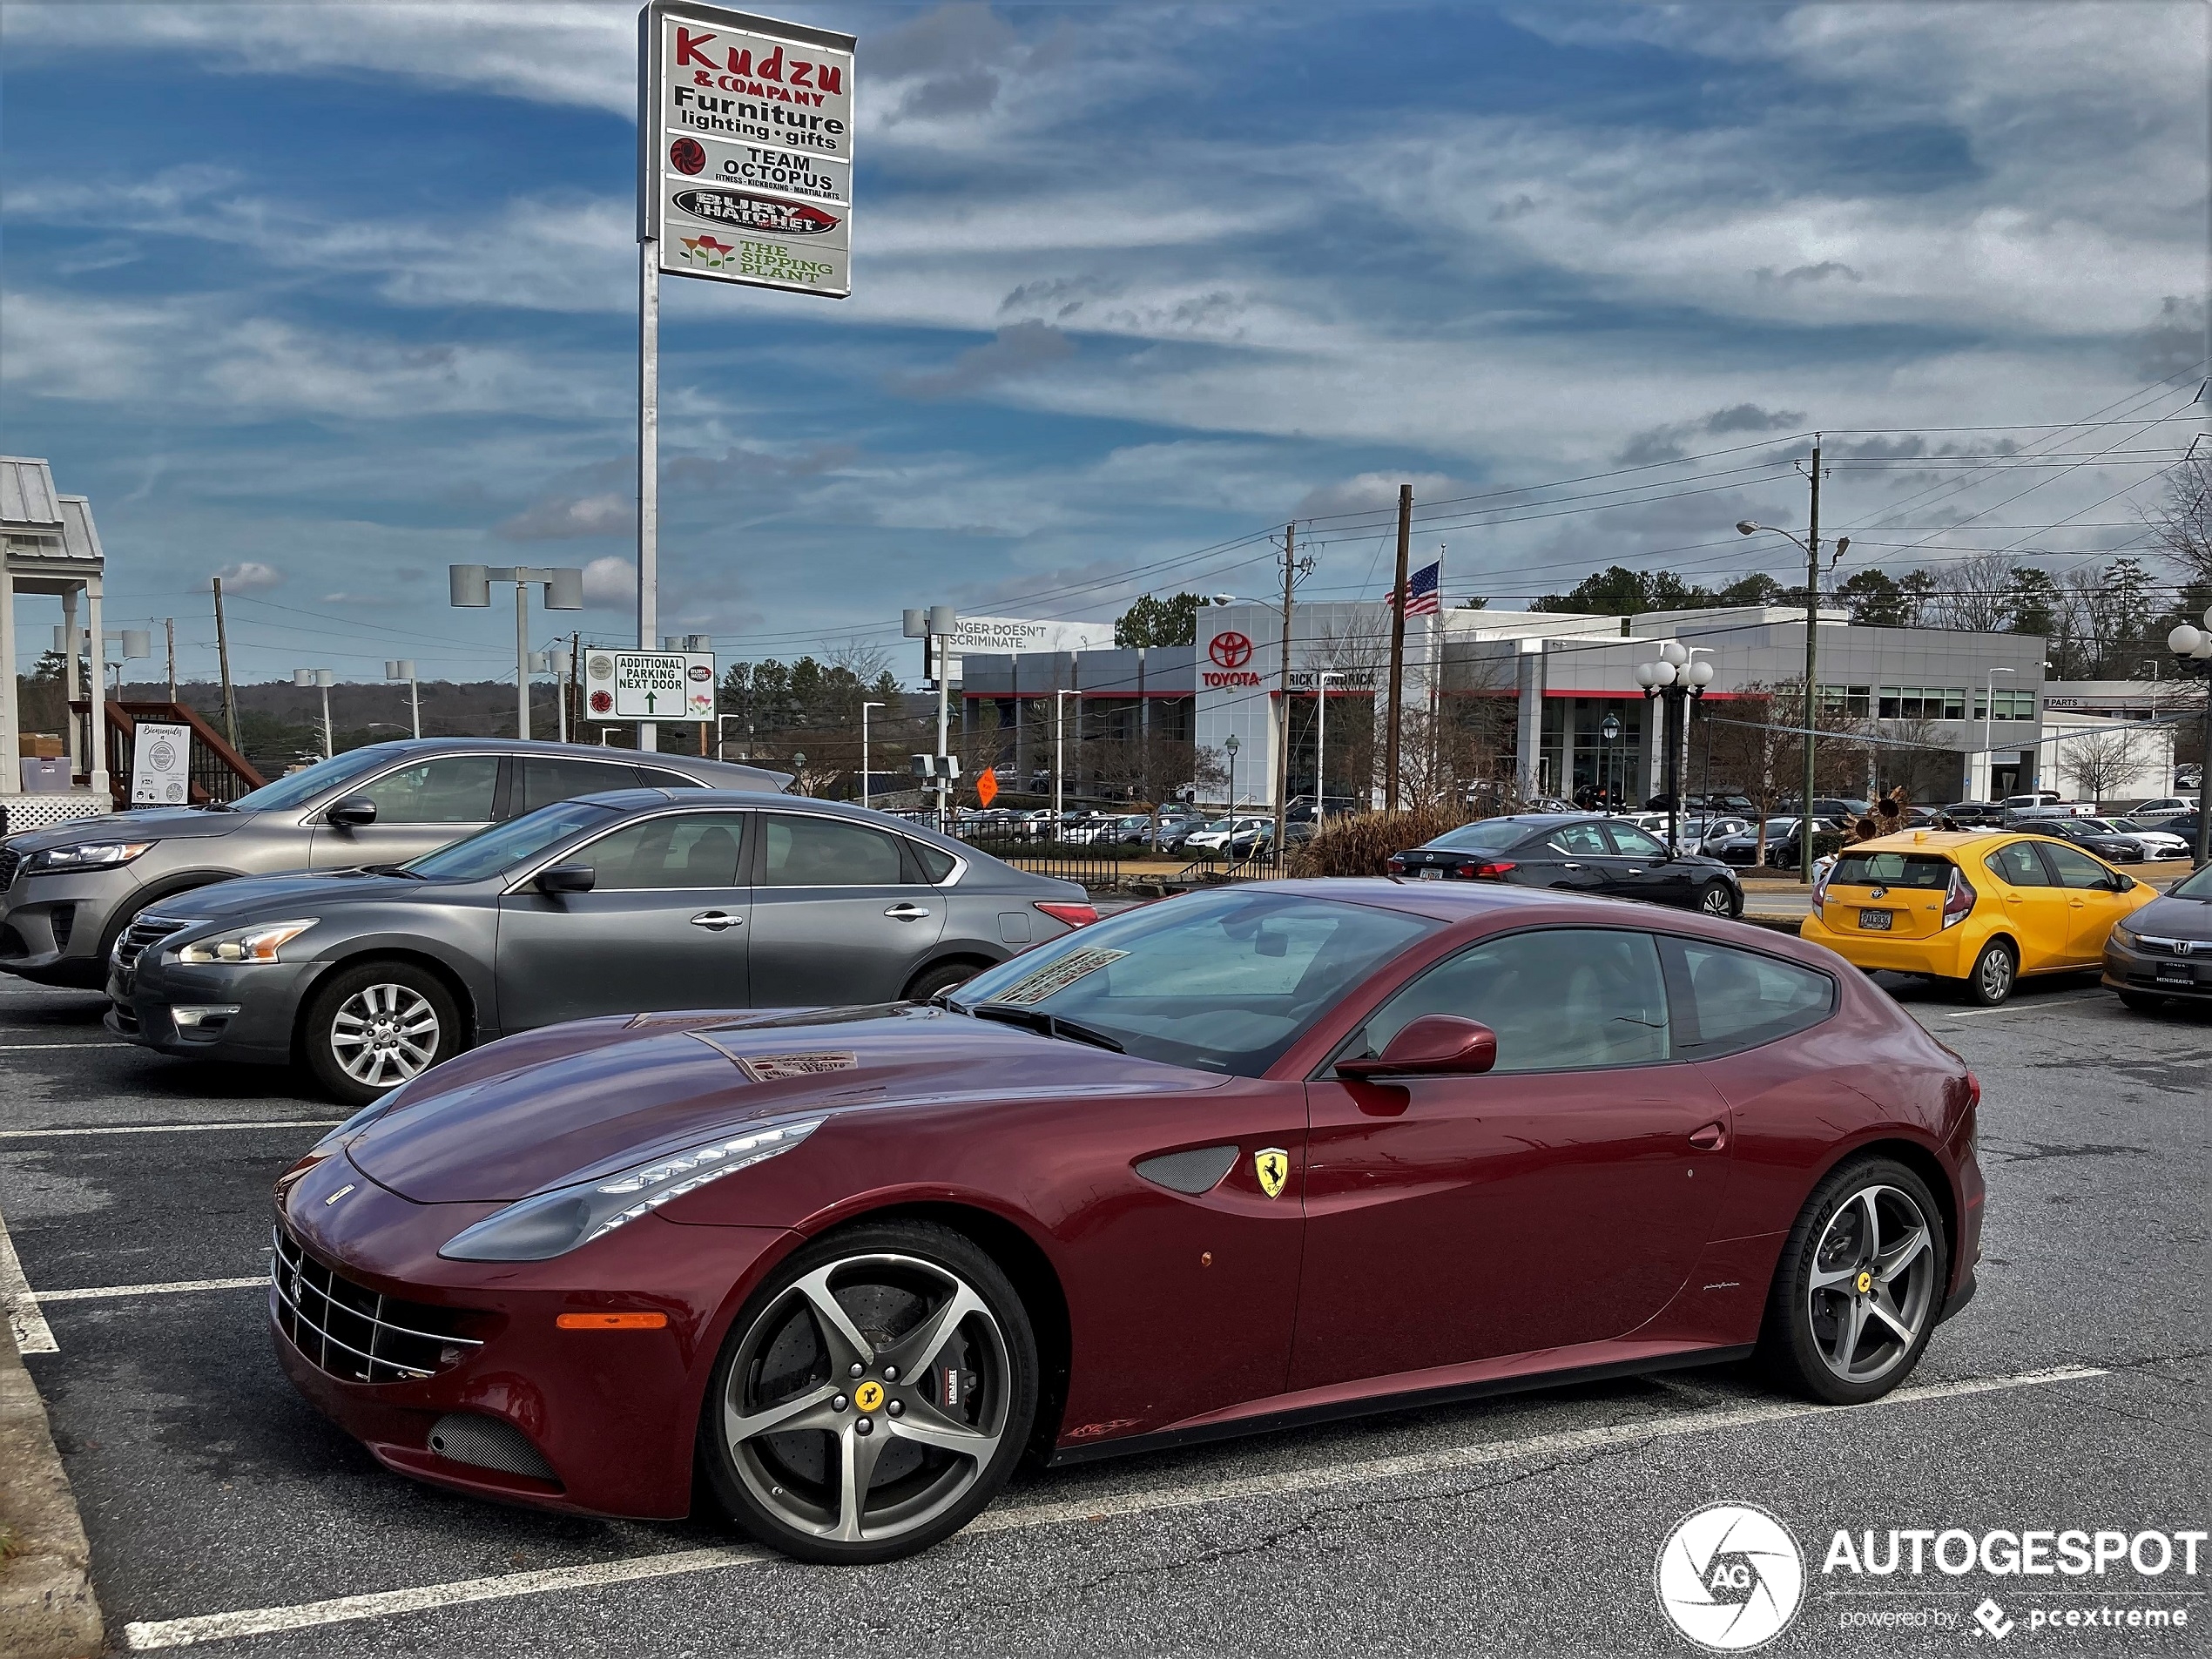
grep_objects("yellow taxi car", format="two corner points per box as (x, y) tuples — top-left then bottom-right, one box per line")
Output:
(1801, 829), (2158, 1005)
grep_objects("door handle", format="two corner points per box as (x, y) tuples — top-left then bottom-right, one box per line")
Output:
(1561, 862), (1581, 869)
(1689, 1121), (1727, 1151)
(2068, 899), (2086, 908)
(689, 911), (743, 930)
(884, 903), (932, 921)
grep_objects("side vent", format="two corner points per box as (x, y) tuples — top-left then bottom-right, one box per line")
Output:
(428, 1413), (556, 1481)
(1134, 1145), (1239, 1196)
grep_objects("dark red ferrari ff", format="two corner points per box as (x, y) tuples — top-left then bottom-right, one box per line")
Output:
(272, 880), (1983, 1562)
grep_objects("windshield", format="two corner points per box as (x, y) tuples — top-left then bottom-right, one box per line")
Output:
(402, 800), (617, 881)
(2168, 864), (2212, 900)
(1430, 819), (1529, 853)
(226, 746), (401, 813)
(949, 889), (1440, 1076)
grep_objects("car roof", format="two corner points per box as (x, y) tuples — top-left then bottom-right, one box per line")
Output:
(334, 736), (790, 782)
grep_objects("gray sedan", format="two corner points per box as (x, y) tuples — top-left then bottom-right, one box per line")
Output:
(105, 790), (1093, 1103)
(0, 738), (787, 988)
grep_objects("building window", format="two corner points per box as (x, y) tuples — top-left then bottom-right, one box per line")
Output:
(1972, 690), (2037, 720)
(1875, 686), (1971, 720)
(1818, 685), (1871, 718)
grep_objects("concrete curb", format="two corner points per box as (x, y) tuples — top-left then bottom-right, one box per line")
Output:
(0, 1325), (102, 1659)
(1740, 914), (1806, 936)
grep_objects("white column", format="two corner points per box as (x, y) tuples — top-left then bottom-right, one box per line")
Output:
(85, 576), (109, 799)
(61, 585), (81, 777)
(0, 564), (17, 794)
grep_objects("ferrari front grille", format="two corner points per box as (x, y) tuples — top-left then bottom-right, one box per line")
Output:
(272, 1224), (482, 1384)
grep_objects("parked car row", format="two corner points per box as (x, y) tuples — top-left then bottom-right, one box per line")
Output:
(1387, 813), (1744, 918)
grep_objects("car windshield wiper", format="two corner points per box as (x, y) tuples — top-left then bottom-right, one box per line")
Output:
(361, 863), (416, 877)
(964, 1001), (1125, 1053)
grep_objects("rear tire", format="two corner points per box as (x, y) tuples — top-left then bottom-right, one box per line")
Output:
(1761, 1157), (1949, 1406)
(300, 959), (460, 1106)
(699, 1220), (1037, 1564)
(1961, 938), (2017, 1007)
(2116, 990), (2166, 1013)
(904, 960), (987, 1003)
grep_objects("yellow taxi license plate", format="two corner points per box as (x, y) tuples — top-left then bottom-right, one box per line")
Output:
(1858, 908), (1893, 931)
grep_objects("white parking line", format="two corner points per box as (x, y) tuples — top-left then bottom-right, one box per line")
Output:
(0, 1202), (57, 1354)
(0, 1042), (137, 1052)
(1946, 993), (2107, 1019)
(0, 1119), (341, 1139)
(121, 1363), (2105, 1651)
(37, 1277), (267, 1304)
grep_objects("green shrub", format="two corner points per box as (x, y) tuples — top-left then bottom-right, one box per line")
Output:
(1285, 806), (1474, 878)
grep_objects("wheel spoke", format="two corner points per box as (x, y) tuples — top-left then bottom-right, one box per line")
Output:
(725, 1381), (840, 1446)
(1865, 1285), (1919, 1346)
(831, 1424), (887, 1541)
(879, 1285), (986, 1383)
(1875, 1225), (1929, 1284)
(1854, 1189), (1883, 1264)
(887, 1396), (999, 1462)
(793, 1267), (875, 1371)
(1809, 1262), (1858, 1291)
(1828, 1293), (1866, 1370)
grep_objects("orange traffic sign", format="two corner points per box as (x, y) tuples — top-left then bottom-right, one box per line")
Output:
(975, 767), (999, 806)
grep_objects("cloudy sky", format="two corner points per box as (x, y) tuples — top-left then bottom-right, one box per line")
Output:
(3, 1), (2205, 686)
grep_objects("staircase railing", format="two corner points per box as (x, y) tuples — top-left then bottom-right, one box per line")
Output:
(80, 700), (266, 806)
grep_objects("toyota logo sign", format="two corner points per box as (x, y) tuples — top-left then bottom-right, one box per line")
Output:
(1209, 631), (1254, 669)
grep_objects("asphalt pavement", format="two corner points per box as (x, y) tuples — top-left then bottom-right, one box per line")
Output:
(1, 969), (2204, 1658)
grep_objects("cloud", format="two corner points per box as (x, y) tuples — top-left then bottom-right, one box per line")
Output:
(663, 443), (859, 488)
(894, 321), (1076, 399)
(1618, 405), (1807, 464)
(581, 556), (635, 608)
(1755, 260), (1863, 287)
(1295, 472), (1465, 521)
(2134, 295), (2209, 381)
(211, 561), (282, 593)
(493, 493), (632, 542)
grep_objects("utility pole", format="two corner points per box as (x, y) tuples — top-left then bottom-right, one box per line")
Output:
(1385, 483), (1413, 812)
(211, 577), (239, 750)
(1271, 523), (1311, 855)
(1800, 438), (1822, 885)
(164, 617), (176, 703)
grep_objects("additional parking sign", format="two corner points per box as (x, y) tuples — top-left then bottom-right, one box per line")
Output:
(587, 649), (716, 722)
(641, 3), (855, 299)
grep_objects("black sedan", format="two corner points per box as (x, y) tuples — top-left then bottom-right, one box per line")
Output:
(106, 790), (1092, 1104)
(2029, 819), (2146, 863)
(2104, 860), (2212, 1010)
(1386, 813), (1743, 917)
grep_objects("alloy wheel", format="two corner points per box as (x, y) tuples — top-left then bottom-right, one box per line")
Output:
(328, 983), (442, 1087)
(1805, 1184), (1936, 1385)
(720, 1253), (1010, 1545)
(1700, 885), (1733, 917)
(1976, 943), (2014, 1002)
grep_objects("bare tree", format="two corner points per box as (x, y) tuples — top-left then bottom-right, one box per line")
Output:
(2061, 725), (2149, 805)
(2143, 451), (2212, 590)
(1924, 551), (2018, 634)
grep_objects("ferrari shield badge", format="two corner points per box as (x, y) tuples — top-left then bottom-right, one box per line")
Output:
(1254, 1148), (1290, 1198)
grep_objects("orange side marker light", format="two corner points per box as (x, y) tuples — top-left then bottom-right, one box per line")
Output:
(556, 1312), (669, 1331)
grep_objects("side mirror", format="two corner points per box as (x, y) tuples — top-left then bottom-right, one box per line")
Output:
(1336, 1015), (1499, 1080)
(327, 795), (378, 829)
(2110, 873), (2134, 893)
(536, 863), (595, 894)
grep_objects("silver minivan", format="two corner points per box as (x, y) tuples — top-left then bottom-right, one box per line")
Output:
(0, 738), (787, 988)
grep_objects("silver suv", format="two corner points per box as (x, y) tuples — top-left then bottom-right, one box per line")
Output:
(0, 739), (787, 988)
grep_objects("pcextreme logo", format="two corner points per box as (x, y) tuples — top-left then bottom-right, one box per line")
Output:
(1656, 1503), (1806, 1652)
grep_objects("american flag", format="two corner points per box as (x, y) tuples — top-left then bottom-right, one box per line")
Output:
(1389, 559), (1442, 616)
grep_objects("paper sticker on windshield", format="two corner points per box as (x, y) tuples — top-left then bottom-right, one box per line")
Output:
(737, 1052), (859, 1082)
(992, 947), (1129, 1006)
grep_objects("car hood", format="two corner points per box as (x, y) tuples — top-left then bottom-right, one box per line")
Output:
(346, 1003), (1231, 1204)
(149, 867), (438, 922)
(7, 806), (249, 849)
(2128, 894), (2212, 941)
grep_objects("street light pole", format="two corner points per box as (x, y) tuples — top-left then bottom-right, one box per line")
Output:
(293, 668), (334, 759)
(385, 660), (421, 739)
(1738, 475), (1849, 882)
(1314, 670), (1343, 825)
(1224, 732), (1240, 813)
(448, 565), (583, 743)
(860, 700), (885, 809)
(1054, 688), (1079, 832)
(2166, 606), (2212, 867)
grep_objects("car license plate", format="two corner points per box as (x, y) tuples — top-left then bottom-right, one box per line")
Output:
(1418, 867), (1443, 880)
(2156, 961), (2192, 983)
(1858, 908), (1893, 931)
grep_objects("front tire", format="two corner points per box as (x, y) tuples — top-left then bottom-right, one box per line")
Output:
(1762, 1157), (1948, 1406)
(1696, 882), (1738, 919)
(300, 960), (460, 1106)
(700, 1221), (1037, 1564)
(2116, 989), (2166, 1013)
(1962, 938), (2017, 1006)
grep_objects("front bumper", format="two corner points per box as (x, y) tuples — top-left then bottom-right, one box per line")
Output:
(1801, 910), (1973, 978)
(0, 871), (135, 987)
(273, 1147), (797, 1519)
(106, 954), (322, 1064)
(2101, 939), (2212, 1001)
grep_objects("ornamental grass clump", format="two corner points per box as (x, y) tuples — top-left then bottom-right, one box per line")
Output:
(1285, 805), (1474, 878)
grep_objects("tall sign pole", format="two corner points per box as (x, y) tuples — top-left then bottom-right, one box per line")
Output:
(637, 1), (855, 751)
(1384, 483), (1413, 812)
(1800, 436), (1821, 885)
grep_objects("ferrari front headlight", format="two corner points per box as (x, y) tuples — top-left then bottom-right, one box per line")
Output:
(438, 1116), (826, 1263)
(176, 919), (318, 964)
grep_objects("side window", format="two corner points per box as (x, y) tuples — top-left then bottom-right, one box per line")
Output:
(355, 756), (498, 824)
(1352, 928), (1671, 1074)
(516, 756), (638, 814)
(1669, 940), (1834, 1058)
(637, 767), (706, 791)
(1985, 843), (2053, 887)
(909, 840), (959, 883)
(1605, 823), (1668, 859)
(2041, 842), (2113, 890)
(577, 813), (745, 890)
(761, 814), (906, 887)
(1548, 823), (1611, 857)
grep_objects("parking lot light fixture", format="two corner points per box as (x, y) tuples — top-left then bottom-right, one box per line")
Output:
(860, 701), (886, 810)
(2168, 604), (2212, 867)
(449, 564), (584, 742)
(1224, 732), (1240, 813)
(293, 667), (335, 759)
(384, 660), (420, 739)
